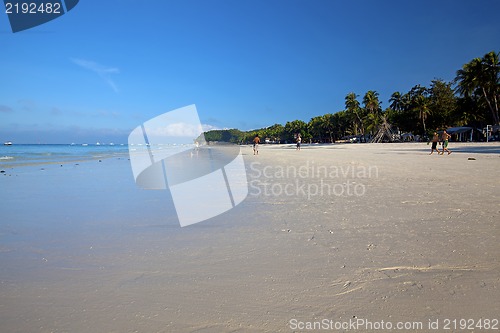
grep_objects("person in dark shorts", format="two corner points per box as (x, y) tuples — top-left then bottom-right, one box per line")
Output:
(429, 132), (440, 155)
(296, 134), (301, 151)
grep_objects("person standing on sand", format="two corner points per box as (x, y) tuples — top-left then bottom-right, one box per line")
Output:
(440, 130), (452, 155)
(296, 134), (301, 151)
(429, 132), (440, 155)
(253, 135), (260, 155)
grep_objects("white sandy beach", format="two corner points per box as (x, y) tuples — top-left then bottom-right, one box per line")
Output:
(0, 142), (499, 332)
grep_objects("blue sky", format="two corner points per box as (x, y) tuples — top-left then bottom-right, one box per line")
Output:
(1, 0), (499, 143)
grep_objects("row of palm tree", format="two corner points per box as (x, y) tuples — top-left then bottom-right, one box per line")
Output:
(203, 51), (499, 144)
(455, 51), (500, 125)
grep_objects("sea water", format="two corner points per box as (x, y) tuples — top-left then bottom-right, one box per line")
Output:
(0, 144), (130, 167)
(0, 143), (242, 228)
(0, 142), (199, 254)
(0, 143), (198, 168)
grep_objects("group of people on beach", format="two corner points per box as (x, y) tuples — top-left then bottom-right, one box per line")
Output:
(429, 130), (452, 155)
(252, 134), (301, 155)
(253, 131), (452, 156)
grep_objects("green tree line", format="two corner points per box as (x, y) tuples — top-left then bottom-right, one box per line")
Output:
(203, 51), (499, 144)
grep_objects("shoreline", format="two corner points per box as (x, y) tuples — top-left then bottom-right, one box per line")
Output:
(1, 142), (499, 332)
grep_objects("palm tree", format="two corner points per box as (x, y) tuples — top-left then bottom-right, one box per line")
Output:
(266, 124), (284, 143)
(322, 113), (335, 143)
(285, 119), (309, 142)
(480, 51), (500, 124)
(428, 79), (457, 129)
(455, 51), (500, 125)
(389, 92), (404, 111)
(365, 112), (382, 135)
(345, 92), (364, 135)
(332, 111), (350, 140)
(363, 90), (381, 115)
(414, 94), (431, 134)
(308, 116), (325, 142)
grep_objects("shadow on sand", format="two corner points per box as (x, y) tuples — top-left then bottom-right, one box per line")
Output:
(444, 145), (500, 154)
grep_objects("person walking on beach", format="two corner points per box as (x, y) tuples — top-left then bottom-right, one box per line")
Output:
(429, 132), (440, 155)
(296, 134), (301, 151)
(440, 130), (452, 155)
(253, 134), (260, 155)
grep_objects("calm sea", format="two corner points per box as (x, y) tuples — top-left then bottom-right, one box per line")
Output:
(0, 143), (204, 168)
(0, 144), (131, 168)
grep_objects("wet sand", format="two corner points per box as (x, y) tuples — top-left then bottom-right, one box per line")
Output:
(1, 142), (499, 332)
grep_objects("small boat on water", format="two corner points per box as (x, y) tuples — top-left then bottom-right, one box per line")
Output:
(3, 141), (12, 145)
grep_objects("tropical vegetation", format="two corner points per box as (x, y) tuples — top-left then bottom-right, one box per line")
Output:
(203, 51), (499, 144)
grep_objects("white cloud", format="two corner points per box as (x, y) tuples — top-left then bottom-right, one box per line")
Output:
(146, 122), (204, 137)
(71, 58), (120, 93)
(202, 123), (220, 132)
(144, 123), (220, 138)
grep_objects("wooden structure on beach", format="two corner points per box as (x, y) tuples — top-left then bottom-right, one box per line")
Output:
(369, 117), (400, 143)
